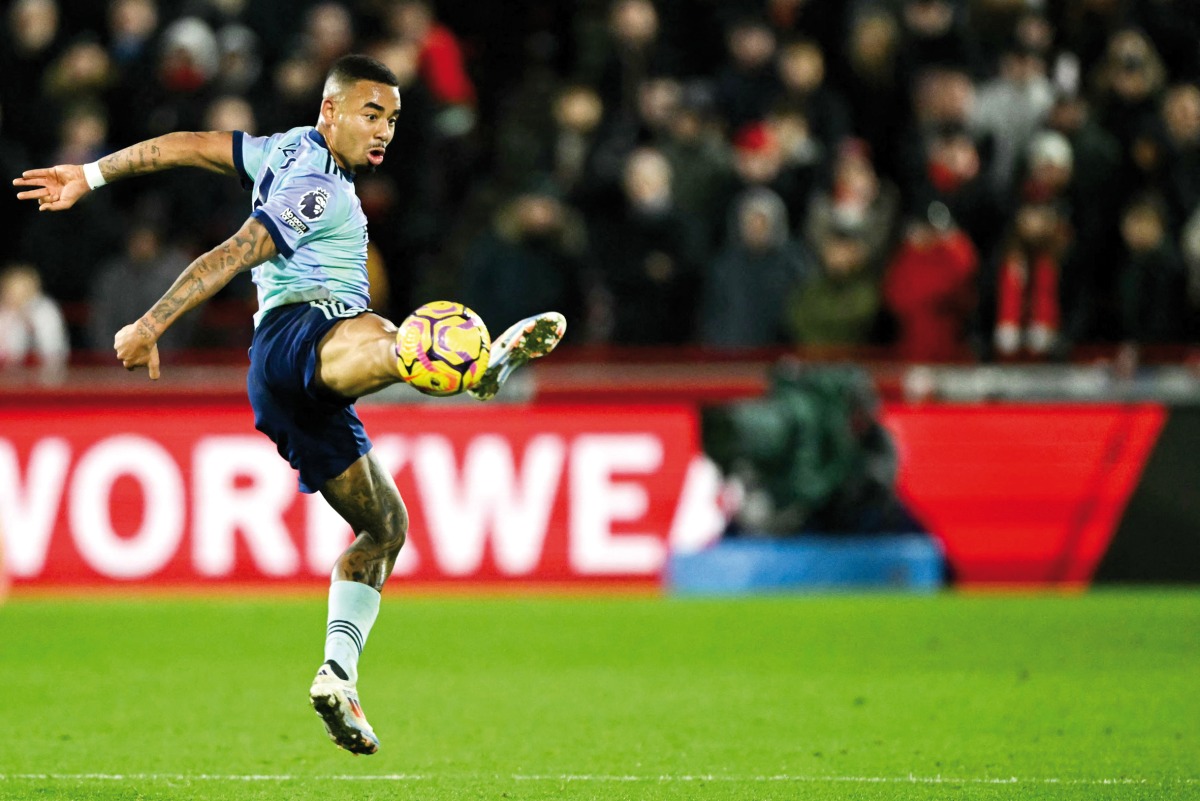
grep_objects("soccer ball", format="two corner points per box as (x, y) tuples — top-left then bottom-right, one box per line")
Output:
(396, 301), (491, 396)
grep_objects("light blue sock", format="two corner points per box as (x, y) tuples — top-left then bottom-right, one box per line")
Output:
(324, 580), (381, 683)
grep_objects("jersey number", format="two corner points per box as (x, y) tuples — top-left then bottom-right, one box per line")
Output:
(310, 300), (366, 320)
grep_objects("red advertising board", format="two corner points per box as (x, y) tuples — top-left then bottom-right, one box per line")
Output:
(0, 400), (1167, 587)
(0, 404), (723, 586)
(885, 404), (1165, 584)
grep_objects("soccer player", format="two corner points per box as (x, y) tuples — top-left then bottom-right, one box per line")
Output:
(13, 54), (565, 755)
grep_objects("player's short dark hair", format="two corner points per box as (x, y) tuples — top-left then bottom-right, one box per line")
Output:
(325, 54), (400, 90)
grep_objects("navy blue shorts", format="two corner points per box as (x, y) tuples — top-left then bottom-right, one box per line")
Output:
(247, 300), (372, 493)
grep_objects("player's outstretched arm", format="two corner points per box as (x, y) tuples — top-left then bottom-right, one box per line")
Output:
(114, 216), (277, 379)
(13, 132), (237, 212)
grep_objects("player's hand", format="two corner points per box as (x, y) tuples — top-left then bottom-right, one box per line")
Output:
(114, 320), (162, 380)
(12, 165), (90, 212)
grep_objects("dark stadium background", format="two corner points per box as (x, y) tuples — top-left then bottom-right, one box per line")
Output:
(3, 0), (1200, 359)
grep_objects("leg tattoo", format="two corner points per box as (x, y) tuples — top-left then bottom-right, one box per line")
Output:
(320, 452), (408, 590)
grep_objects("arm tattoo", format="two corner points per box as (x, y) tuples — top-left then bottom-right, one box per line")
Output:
(145, 220), (275, 334)
(97, 132), (235, 181)
(99, 140), (165, 183)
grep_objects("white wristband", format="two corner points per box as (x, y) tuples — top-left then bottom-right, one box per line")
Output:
(83, 161), (107, 190)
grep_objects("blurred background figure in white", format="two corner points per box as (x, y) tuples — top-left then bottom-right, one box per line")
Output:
(0, 261), (69, 384)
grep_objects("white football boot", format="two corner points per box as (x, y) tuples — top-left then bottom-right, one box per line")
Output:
(468, 312), (566, 401)
(309, 661), (380, 755)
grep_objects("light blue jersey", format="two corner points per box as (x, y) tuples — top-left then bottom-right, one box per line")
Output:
(233, 127), (370, 325)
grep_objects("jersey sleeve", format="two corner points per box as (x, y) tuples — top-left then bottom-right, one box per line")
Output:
(250, 170), (344, 259)
(232, 130), (274, 190)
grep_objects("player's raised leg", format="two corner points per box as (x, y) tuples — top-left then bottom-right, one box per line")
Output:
(469, 312), (567, 401)
(313, 312), (404, 399)
(313, 308), (566, 402)
(308, 450), (408, 755)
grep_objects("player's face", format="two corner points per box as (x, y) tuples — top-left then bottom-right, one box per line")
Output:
(323, 80), (401, 174)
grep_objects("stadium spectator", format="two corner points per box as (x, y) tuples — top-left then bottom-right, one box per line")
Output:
(460, 185), (589, 342)
(44, 37), (113, 109)
(88, 220), (195, 353)
(634, 76), (684, 144)
(107, 0), (158, 70)
(713, 15), (780, 134)
(763, 0), (851, 73)
(0, 103), (34, 265)
(920, 119), (1003, 257)
(1044, 90), (1123, 280)
(18, 112), (123, 304)
(775, 38), (851, 156)
(388, 0), (475, 112)
(1092, 29), (1168, 189)
(658, 91), (732, 252)
(2, 0), (64, 159)
(389, 0), (479, 222)
(212, 23), (264, 98)
(787, 218), (880, 346)
(768, 98), (824, 195)
(302, 3), (355, 75)
(805, 138), (900, 274)
(51, 103), (108, 167)
(897, 66), (983, 207)
(592, 0), (680, 119)
(1160, 83), (1200, 227)
(718, 120), (814, 243)
(493, 81), (605, 207)
(897, 0), (979, 80)
(149, 16), (221, 134)
(700, 187), (810, 347)
(992, 196), (1074, 358)
(206, 93), (257, 143)
(842, 8), (908, 180)
(585, 76), (684, 198)
(547, 83), (606, 197)
(0, 262), (69, 383)
(1055, 0), (1129, 77)
(103, 0), (161, 146)
(1114, 193), (1188, 345)
(971, 36), (1055, 196)
(882, 200), (979, 362)
(589, 147), (703, 344)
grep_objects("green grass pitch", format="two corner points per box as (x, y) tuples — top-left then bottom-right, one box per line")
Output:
(0, 590), (1196, 800)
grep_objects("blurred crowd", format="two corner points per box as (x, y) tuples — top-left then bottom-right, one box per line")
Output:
(3, 0), (1200, 371)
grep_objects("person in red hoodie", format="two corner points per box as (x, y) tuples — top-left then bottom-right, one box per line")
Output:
(883, 198), (979, 361)
(389, 0), (476, 132)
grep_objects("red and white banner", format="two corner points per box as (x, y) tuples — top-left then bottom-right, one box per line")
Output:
(0, 399), (1169, 587)
(0, 404), (724, 585)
